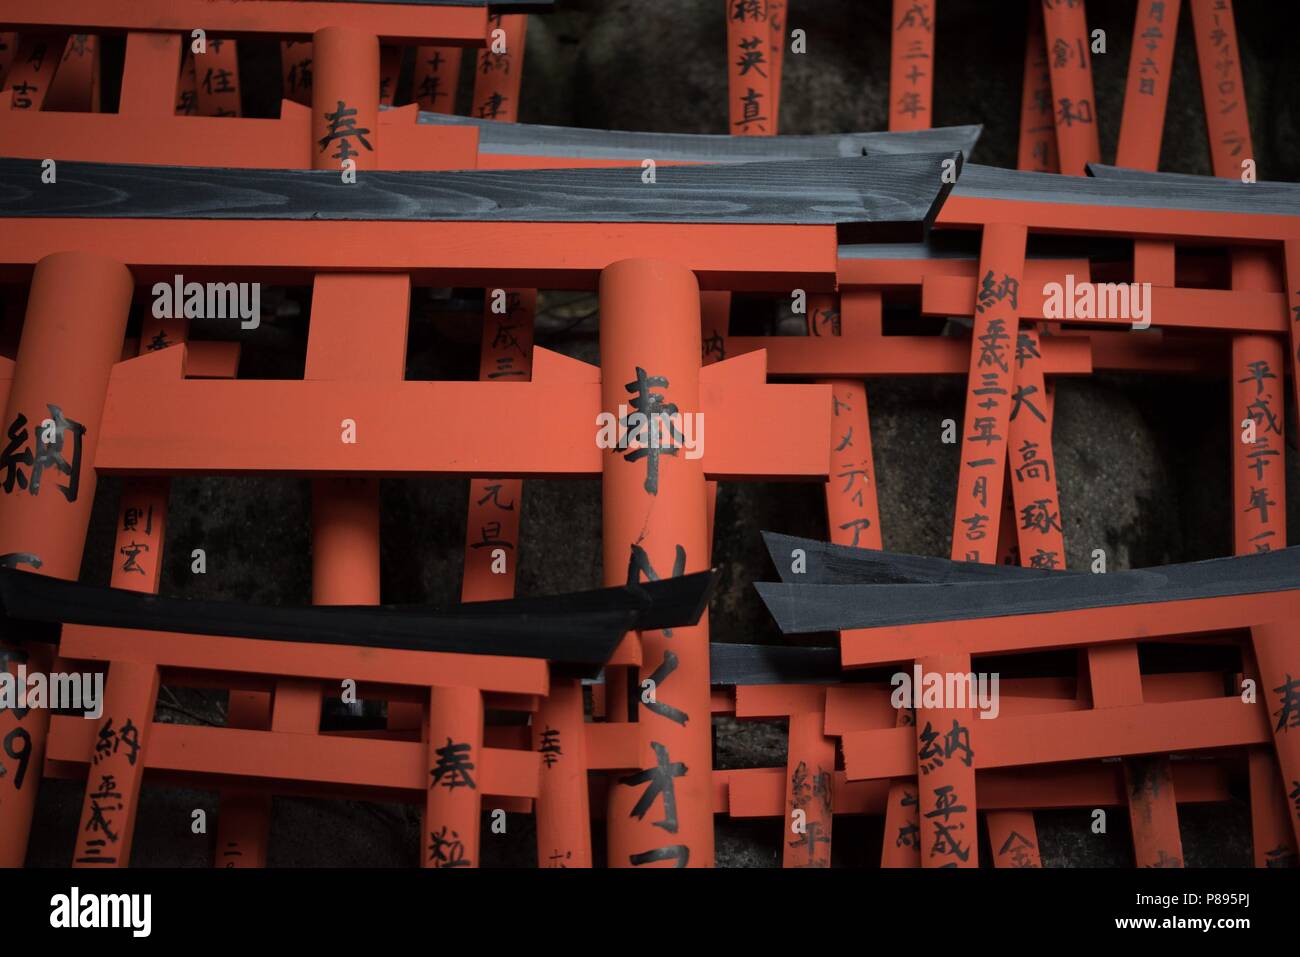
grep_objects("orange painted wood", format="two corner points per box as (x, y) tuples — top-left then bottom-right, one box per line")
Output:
(889, 0), (934, 132)
(806, 289), (882, 867)
(880, 709), (921, 867)
(281, 39), (314, 105)
(701, 290), (730, 366)
(470, 13), (526, 122)
(0, 219), (839, 285)
(841, 591), (1300, 667)
(1189, 0), (1252, 178)
(43, 33), (98, 112)
(93, 354), (830, 481)
(767, 0), (786, 124)
(176, 45), (198, 116)
(987, 809), (1042, 868)
(58, 625), (550, 696)
(822, 377), (882, 550)
(1245, 723), (1299, 867)
(783, 709), (835, 867)
(71, 661), (159, 867)
(726, 760), (1232, 816)
(304, 274), (410, 381)
(313, 26), (378, 173)
(193, 38), (240, 117)
(0, 32), (14, 88)
(951, 223), (1026, 564)
(601, 259), (713, 869)
(0, 252), (132, 867)
(934, 195), (1300, 242)
(378, 44), (399, 105)
(726, 329), (1092, 377)
(533, 683), (595, 867)
(215, 691), (273, 868)
(725, 0), (772, 135)
(1040, 0), (1100, 175)
(424, 685), (484, 868)
(4, 33), (61, 111)
(1018, 2), (1058, 173)
(1116, 0), (1180, 170)
(734, 683), (828, 719)
(293, 271), (408, 858)
(110, 480), (169, 595)
(1121, 754), (1184, 867)
(841, 255), (1089, 290)
(462, 290), (534, 603)
(1250, 623), (1300, 852)
(1228, 252), (1300, 857)
(1230, 255), (1285, 557)
(1007, 325), (1062, 570)
(413, 46), (462, 113)
(729, 768), (890, 818)
(924, 274), (1290, 332)
(913, 652), (978, 866)
(49, 717), (538, 798)
(824, 672), (1229, 735)
(1, 1), (488, 44)
(1287, 241), (1300, 465)
(735, 683), (837, 867)
(843, 695), (1271, 780)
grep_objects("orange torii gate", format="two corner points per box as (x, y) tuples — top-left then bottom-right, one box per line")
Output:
(716, 642), (1243, 865)
(1040, 0), (1100, 176)
(889, 0), (934, 132)
(2, 141), (937, 863)
(754, 543), (1300, 860)
(0, 0), (894, 868)
(1189, 0), (1299, 868)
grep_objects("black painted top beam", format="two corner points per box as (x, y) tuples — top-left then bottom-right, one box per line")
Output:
(415, 112), (983, 162)
(0, 567), (719, 676)
(0, 153), (960, 241)
(951, 162), (1300, 219)
(761, 531), (1059, 586)
(755, 547), (1300, 633)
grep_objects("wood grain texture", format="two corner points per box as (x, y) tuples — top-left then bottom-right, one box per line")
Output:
(755, 546), (1300, 633)
(416, 112), (983, 162)
(952, 161), (1300, 219)
(761, 531), (1058, 586)
(708, 643), (842, 686)
(0, 154), (959, 238)
(0, 567), (717, 671)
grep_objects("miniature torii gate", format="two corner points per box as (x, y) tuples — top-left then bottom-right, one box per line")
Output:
(0, 147), (964, 864)
(753, 137), (1300, 863)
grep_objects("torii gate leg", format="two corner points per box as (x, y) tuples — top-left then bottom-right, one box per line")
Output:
(601, 259), (714, 868)
(0, 252), (133, 865)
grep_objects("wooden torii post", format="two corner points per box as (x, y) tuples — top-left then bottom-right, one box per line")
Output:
(726, 674), (1242, 861)
(1039, 0), (1099, 176)
(0, 1), (495, 866)
(0, 251), (133, 866)
(889, 0), (934, 132)
(757, 549), (1300, 855)
(1189, 0), (1300, 867)
(5, 148), (946, 862)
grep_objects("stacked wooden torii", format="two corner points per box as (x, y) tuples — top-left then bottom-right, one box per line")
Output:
(0, 0), (1297, 871)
